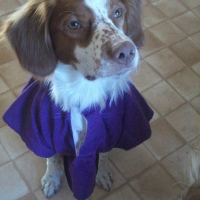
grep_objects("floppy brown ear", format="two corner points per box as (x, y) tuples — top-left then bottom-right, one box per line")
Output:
(1, 0), (57, 77)
(123, 0), (144, 48)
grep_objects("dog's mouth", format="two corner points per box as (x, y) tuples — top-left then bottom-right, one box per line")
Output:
(84, 66), (133, 81)
(115, 67), (132, 75)
(85, 75), (96, 81)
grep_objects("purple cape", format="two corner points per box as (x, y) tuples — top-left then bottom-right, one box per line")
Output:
(3, 78), (153, 200)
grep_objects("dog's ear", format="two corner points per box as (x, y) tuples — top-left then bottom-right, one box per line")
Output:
(1, 0), (57, 77)
(123, 0), (144, 48)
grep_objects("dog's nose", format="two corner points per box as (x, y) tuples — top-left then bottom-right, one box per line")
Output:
(112, 41), (135, 65)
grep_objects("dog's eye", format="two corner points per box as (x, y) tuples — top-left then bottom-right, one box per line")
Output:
(114, 9), (122, 18)
(68, 21), (80, 30)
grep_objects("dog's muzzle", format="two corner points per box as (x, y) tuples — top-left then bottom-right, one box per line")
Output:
(111, 41), (135, 65)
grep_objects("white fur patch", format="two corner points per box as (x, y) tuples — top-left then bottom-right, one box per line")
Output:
(47, 62), (133, 112)
(84, 0), (108, 17)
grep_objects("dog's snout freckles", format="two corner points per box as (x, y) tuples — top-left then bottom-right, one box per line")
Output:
(74, 21), (138, 78)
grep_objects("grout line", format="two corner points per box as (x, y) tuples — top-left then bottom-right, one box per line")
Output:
(12, 152), (35, 194)
(143, 53), (188, 81)
(128, 183), (144, 200)
(108, 157), (127, 180)
(190, 62), (200, 78)
(18, 192), (37, 200)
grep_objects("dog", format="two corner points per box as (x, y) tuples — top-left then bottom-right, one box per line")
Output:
(179, 137), (200, 200)
(1, 0), (153, 199)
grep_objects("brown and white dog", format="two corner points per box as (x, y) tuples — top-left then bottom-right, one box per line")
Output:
(1, 0), (144, 198)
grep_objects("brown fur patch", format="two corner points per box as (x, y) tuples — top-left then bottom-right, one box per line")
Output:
(121, 0), (144, 48)
(49, 0), (96, 65)
(1, 0), (57, 77)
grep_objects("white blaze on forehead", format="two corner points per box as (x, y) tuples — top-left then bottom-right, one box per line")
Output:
(84, 0), (109, 17)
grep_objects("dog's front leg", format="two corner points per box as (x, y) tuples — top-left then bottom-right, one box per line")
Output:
(41, 154), (63, 198)
(96, 152), (113, 191)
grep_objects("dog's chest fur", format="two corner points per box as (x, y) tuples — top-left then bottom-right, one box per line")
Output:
(48, 63), (133, 112)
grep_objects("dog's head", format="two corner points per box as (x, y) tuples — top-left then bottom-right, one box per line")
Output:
(1, 0), (144, 79)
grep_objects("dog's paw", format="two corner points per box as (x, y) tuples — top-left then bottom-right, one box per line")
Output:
(41, 168), (63, 198)
(96, 170), (113, 191)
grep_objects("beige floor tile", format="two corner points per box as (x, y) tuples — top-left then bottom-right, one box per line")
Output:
(0, 0), (20, 16)
(0, 91), (16, 127)
(17, 0), (28, 5)
(131, 60), (162, 92)
(161, 145), (194, 182)
(89, 186), (108, 200)
(149, 20), (187, 46)
(153, 0), (188, 18)
(19, 193), (36, 200)
(0, 76), (9, 94)
(0, 162), (29, 200)
(0, 143), (10, 166)
(141, 30), (165, 57)
(145, 118), (184, 160)
(180, 0), (200, 9)
(142, 4), (167, 28)
(192, 32), (200, 45)
(90, 160), (126, 200)
(190, 95), (200, 114)
(150, 107), (160, 122)
(0, 13), (12, 22)
(168, 68), (200, 101)
(0, 60), (30, 89)
(109, 145), (156, 179)
(170, 37), (200, 66)
(149, 0), (159, 3)
(14, 151), (46, 192)
(165, 104), (200, 142)
(141, 0), (149, 6)
(102, 185), (141, 200)
(192, 61), (200, 75)
(142, 81), (185, 116)
(188, 138), (198, 150)
(0, 42), (17, 66)
(172, 11), (200, 35)
(34, 178), (76, 200)
(193, 6), (200, 17)
(130, 164), (183, 200)
(13, 84), (24, 97)
(146, 48), (187, 78)
(143, 0), (160, 4)
(0, 126), (29, 159)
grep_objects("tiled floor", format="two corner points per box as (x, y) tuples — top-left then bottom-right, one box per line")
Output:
(0, 0), (200, 200)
